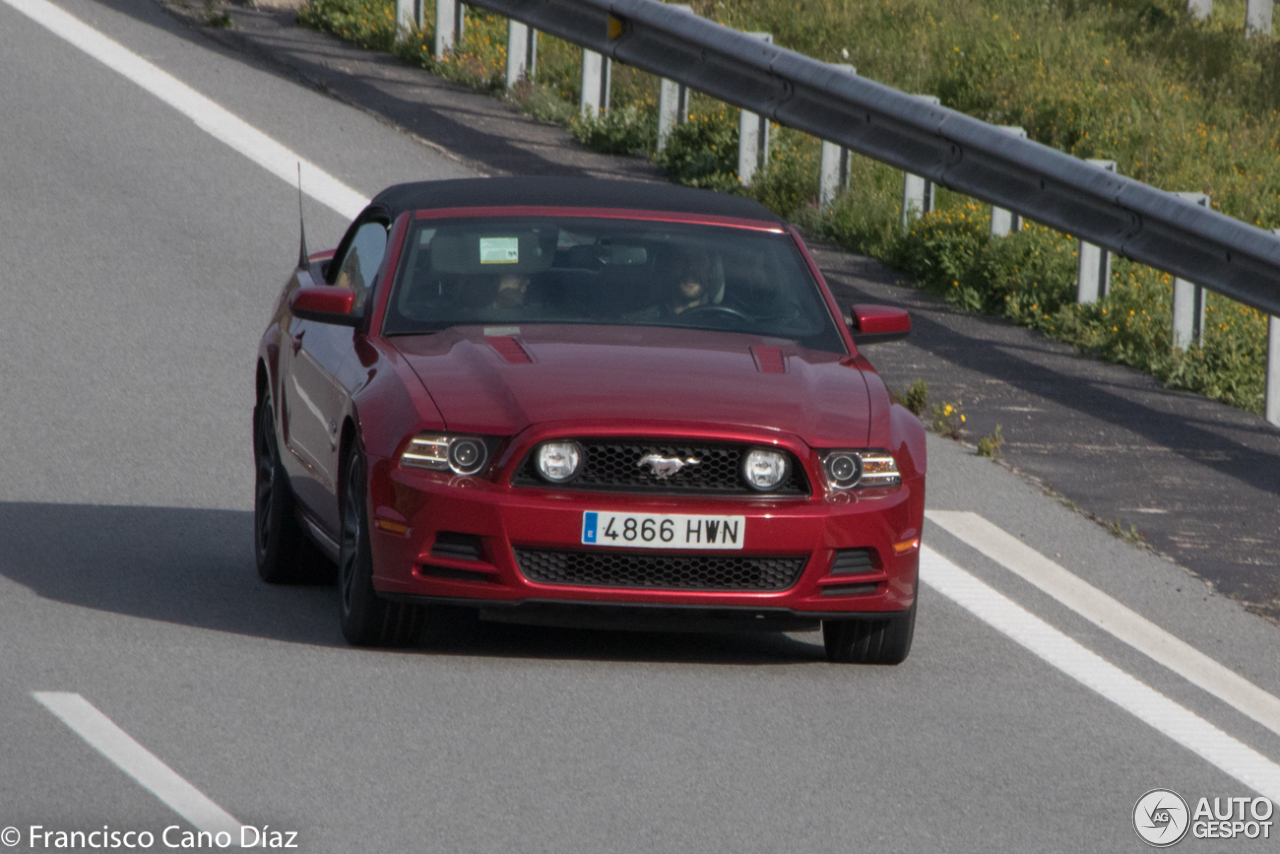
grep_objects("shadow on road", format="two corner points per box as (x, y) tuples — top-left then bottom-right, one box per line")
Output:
(0, 502), (825, 664)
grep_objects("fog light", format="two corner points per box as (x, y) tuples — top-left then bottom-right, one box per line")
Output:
(536, 441), (584, 483)
(742, 448), (789, 491)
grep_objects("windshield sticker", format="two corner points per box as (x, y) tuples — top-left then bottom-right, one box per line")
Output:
(484, 326), (521, 337)
(479, 237), (520, 264)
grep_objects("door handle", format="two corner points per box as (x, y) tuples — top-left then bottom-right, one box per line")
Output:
(291, 330), (305, 354)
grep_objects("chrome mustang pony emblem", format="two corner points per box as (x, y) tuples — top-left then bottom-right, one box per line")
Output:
(637, 454), (701, 479)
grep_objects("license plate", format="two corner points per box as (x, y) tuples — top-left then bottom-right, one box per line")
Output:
(581, 511), (746, 550)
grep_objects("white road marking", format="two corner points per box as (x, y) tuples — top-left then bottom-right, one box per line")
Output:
(927, 510), (1280, 740)
(920, 546), (1280, 802)
(1, 0), (369, 220)
(32, 692), (244, 839)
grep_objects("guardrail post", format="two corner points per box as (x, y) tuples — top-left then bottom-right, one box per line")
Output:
(395, 0), (414, 36)
(656, 6), (694, 151)
(737, 33), (773, 186)
(1247, 0), (1273, 36)
(434, 0), (456, 58)
(657, 79), (691, 150)
(989, 127), (1027, 237)
(1188, 0), (1212, 20)
(1076, 159), (1119, 304)
(901, 95), (940, 233)
(580, 50), (612, 118)
(1267, 230), (1280, 428)
(1171, 192), (1211, 350)
(1268, 314), (1280, 427)
(818, 64), (856, 208)
(505, 20), (533, 91)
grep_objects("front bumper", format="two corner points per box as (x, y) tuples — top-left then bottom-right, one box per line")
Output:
(366, 455), (921, 617)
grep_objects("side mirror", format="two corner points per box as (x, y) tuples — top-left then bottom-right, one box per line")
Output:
(291, 286), (360, 326)
(849, 304), (910, 345)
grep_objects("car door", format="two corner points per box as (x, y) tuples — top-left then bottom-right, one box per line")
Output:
(282, 217), (390, 529)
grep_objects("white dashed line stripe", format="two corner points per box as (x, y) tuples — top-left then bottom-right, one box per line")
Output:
(33, 692), (243, 839)
(927, 510), (1280, 740)
(920, 546), (1280, 803)
(1, 0), (369, 221)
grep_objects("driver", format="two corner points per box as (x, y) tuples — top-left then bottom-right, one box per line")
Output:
(451, 273), (532, 311)
(492, 273), (530, 308)
(665, 248), (715, 315)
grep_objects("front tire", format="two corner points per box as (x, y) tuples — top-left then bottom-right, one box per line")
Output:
(822, 603), (916, 665)
(254, 392), (314, 584)
(337, 446), (426, 647)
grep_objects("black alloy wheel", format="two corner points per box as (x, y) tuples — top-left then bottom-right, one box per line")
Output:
(254, 390), (314, 584)
(337, 445), (426, 647)
(822, 602), (916, 665)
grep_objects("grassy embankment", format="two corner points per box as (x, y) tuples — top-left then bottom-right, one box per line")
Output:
(297, 0), (1280, 415)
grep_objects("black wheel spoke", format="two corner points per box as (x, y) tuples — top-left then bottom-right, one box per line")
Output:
(254, 413), (274, 557)
(253, 392), (318, 585)
(339, 473), (360, 613)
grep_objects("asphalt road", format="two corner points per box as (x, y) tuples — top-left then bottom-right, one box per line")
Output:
(2, 0), (1280, 850)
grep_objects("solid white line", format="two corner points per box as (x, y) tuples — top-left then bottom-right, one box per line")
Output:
(919, 546), (1280, 802)
(927, 510), (1280, 740)
(33, 692), (243, 839)
(1, 0), (369, 220)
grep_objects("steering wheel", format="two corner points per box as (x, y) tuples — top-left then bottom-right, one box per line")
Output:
(678, 304), (752, 323)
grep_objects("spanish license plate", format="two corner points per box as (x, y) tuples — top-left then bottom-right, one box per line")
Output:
(581, 511), (746, 550)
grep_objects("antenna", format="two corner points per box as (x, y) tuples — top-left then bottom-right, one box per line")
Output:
(296, 162), (309, 271)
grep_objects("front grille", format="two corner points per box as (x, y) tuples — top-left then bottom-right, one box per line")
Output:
(511, 440), (808, 495)
(514, 548), (806, 591)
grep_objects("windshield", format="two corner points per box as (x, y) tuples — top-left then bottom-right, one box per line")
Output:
(382, 216), (847, 353)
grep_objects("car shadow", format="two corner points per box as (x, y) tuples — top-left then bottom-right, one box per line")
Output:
(0, 502), (826, 664)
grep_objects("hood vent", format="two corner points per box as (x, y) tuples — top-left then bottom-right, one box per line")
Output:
(487, 335), (533, 364)
(751, 346), (785, 374)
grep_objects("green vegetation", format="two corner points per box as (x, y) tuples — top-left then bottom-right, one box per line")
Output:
(977, 424), (1005, 457)
(930, 400), (966, 438)
(297, 0), (1279, 416)
(899, 378), (930, 418)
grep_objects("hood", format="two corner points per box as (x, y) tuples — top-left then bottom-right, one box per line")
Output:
(392, 325), (872, 448)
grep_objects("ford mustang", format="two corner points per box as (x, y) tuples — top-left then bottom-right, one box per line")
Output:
(254, 177), (925, 664)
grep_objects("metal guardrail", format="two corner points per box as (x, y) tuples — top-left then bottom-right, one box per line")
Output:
(463, 0), (1280, 319)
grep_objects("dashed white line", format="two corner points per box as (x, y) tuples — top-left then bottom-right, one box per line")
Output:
(1, 0), (370, 220)
(32, 692), (243, 839)
(927, 510), (1280, 740)
(920, 546), (1280, 802)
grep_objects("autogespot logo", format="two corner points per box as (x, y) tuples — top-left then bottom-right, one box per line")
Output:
(1134, 789), (1191, 847)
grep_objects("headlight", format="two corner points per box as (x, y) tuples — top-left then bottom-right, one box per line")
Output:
(535, 441), (584, 483)
(823, 452), (862, 488)
(742, 447), (790, 492)
(821, 449), (900, 489)
(401, 433), (490, 475)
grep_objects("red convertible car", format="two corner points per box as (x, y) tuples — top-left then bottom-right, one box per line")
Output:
(254, 177), (925, 664)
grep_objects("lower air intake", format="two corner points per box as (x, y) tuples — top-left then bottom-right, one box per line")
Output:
(514, 548), (805, 591)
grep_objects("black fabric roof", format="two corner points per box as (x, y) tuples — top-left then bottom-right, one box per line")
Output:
(368, 177), (783, 223)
